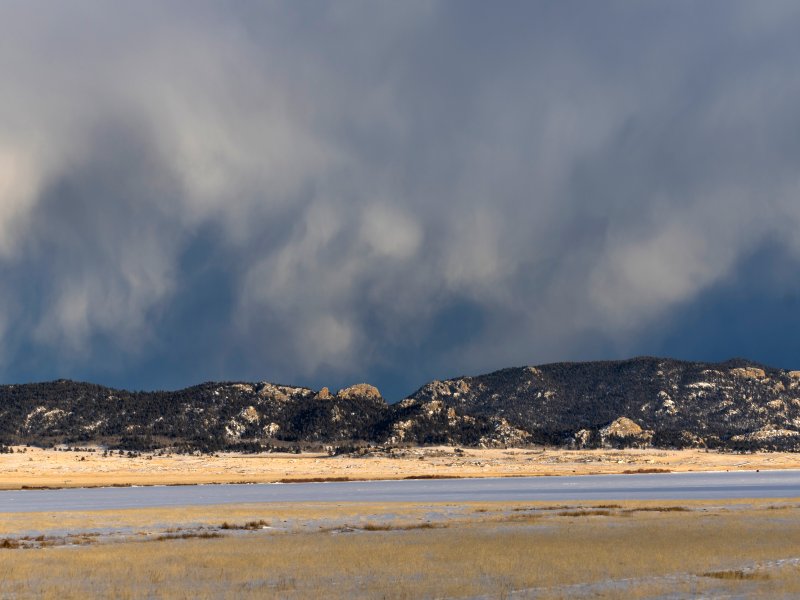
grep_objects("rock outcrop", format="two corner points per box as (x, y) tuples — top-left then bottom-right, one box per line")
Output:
(336, 384), (382, 402)
(600, 417), (653, 448)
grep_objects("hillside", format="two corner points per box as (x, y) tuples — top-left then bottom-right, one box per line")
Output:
(1, 357), (799, 451)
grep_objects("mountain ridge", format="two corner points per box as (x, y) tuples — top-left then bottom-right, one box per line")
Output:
(2, 356), (799, 452)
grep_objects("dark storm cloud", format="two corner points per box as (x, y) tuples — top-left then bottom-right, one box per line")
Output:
(1, 1), (800, 397)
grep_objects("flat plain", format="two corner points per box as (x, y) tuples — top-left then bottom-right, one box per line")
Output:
(2, 498), (800, 598)
(3, 445), (800, 489)
(4, 447), (800, 598)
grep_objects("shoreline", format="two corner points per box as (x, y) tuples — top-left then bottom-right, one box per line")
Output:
(7, 468), (797, 493)
(3, 445), (800, 491)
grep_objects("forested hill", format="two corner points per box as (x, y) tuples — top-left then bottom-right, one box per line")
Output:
(1, 357), (799, 452)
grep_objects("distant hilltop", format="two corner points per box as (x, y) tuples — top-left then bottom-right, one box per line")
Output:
(1, 357), (800, 452)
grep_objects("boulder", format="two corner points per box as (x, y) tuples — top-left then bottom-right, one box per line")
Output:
(336, 383), (382, 402)
(600, 417), (653, 448)
(730, 367), (766, 379)
(602, 417), (644, 437)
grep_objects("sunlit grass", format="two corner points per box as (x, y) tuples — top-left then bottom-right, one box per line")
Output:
(3, 445), (800, 490)
(1, 499), (799, 598)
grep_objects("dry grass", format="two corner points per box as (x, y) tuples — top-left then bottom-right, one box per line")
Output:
(701, 569), (769, 580)
(1, 499), (800, 598)
(0, 497), (791, 536)
(625, 505), (690, 513)
(220, 520), (270, 530)
(3, 445), (800, 490)
(360, 522), (442, 531)
(622, 467), (672, 474)
(556, 509), (614, 517)
(152, 531), (223, 541)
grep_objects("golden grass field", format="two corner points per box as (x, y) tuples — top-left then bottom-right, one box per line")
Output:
(3, 447), (800, 597)
(2, 498), (800, 598)
(2, 445), (799, 489)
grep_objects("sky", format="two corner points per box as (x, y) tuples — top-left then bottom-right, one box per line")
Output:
(1, 1), (800, 400)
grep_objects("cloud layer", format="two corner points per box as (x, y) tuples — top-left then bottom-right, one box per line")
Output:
(1, 1), (800, 397)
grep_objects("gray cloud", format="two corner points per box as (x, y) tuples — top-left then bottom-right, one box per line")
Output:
(1, 1), (800, 395)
